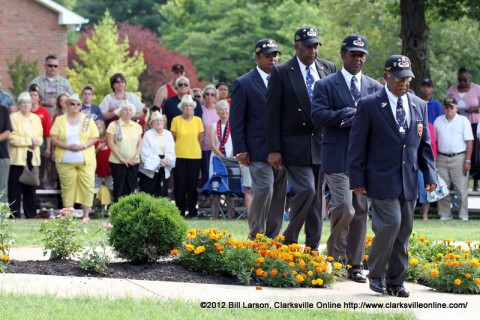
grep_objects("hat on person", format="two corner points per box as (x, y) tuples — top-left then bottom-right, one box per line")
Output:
(66, 93), (80, 104)
(17, 92), (31, 103)
(294, 26), (321, 46)
(443, 97), (457, 107)
(341, 34), (368, 54)
(255, 39), (281, 55)
(114, 100), (135, 116)
(384, 55), (415, 78)
(171, 64), (185, 73)
(421, 78), (434, 87)
(177, 94), (195, 110)
(149, 110), (163, 122)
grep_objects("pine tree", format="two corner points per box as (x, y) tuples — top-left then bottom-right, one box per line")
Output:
(67, 11), (146, 104)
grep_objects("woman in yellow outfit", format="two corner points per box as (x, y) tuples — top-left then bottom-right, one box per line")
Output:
(106, 100), (142, 202)
(50, 94), (99, 223)
(8, 92), (43, 218)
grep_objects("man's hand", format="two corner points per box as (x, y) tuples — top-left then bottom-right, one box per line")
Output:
(353, 187), (366, 195)
(425, 184), (437, 192)
(236, 152), (250, 166)
(268, 152), (283, 170)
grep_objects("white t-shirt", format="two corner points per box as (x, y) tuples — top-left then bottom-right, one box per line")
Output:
(62, 122), (85, 163)
(99, 93), (143, 114)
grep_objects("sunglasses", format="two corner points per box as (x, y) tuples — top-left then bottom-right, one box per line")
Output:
(114, 80), (126, 84)
(393, 76), (412, 83)
(47, 64), (58, 68)
(177, 83), (189, 87)
(70, 102), (82, 106)
(194, 95), (202, 99)
(204, 93), (216, 97)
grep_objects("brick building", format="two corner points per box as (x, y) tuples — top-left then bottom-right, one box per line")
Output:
(0, 0), (87, 95)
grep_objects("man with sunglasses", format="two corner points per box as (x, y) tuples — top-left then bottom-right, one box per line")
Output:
(434, 97), (473, 221)
(348, 55), (437, 297)
(29, 55), (74, 111)
(153, 64), (186, 108)
(230, 39), (287, 239)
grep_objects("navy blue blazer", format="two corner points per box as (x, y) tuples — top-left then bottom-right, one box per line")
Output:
(311, 71), (383, 173)
(266, 56), (336, 166)
(347, 88), (437, 201)
(230, 68), (270, 162)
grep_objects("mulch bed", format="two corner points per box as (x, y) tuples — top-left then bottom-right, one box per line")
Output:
(6, 259), (243, 286)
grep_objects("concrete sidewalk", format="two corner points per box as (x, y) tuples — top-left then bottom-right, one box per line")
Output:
(1, 247), (478, 320)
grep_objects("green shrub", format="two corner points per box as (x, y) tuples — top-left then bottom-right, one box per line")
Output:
(109, 193), (187, 263)
(6, 55), (38, 98)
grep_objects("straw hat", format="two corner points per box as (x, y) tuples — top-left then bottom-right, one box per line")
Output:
(177, 94), (195, 110)
(149, 110), (162, 121)
(67, 93), (81, 104)
(114, 100), (135, 116)
(17, 92), (32, 103)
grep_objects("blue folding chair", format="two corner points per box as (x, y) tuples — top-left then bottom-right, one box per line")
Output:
(202, 156), (246, 219)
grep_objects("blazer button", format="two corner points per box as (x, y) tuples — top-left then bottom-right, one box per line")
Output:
(302, 123), (306, 126)
(402, 160), (406, 165)
(403, 144), (406, 148)
(298, 108), (302, 112)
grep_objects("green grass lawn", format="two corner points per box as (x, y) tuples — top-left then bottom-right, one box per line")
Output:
(8, 216), (480, 248)
(0, 293), (414, 320)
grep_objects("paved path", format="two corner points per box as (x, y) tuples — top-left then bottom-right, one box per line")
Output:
(1, 247), (478, 320)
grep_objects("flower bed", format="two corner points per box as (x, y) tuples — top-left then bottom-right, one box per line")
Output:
(174, 228), (341, 288)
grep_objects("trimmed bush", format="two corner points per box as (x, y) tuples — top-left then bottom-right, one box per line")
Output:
(109, 193), (187, 263)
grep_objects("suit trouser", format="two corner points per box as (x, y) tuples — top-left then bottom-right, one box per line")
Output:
(282, 165), (323, 249)
(248, 162), (287, 238)
(368, 196), (415, 286)
(0, 158), (10, 203)
(174, 158), (201, 216)
(325, 172), (367, 270)
(8, 152), (37, 218)
(56, 162), (96, 207)
(436, 154), (469, 219)
(110, 162), (139, 202)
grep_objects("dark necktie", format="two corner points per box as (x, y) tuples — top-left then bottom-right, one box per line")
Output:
(305, 66), (315, 101)
(266, 75), (270, 88)
(396, 97), (408, 138)
(350, 76), (361, 103)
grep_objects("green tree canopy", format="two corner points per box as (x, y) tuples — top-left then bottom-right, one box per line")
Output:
(67, 11), (146, 104)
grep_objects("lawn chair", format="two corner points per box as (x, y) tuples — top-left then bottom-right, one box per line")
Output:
(202, 155), (246, 219)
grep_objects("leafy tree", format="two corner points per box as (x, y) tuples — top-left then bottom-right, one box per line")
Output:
(6, 55), (39, 98)
(67, 11), (146, 104)
(73, 0), (166, 36)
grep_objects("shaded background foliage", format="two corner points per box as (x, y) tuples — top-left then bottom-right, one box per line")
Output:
(61, 0), (480, 103)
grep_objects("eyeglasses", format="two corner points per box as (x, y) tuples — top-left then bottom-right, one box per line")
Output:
(47, 64), (58, 68)
(114, 80), (126, 84)
(393, 76), (412, 83)
(177, 83), (189, 87)
(204, 93), (216, 97)
(194, 95), (202, 99)
(70, 102), (82, 106)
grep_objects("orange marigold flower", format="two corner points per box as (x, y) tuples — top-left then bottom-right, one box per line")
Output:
(255, 268), (264, 276)
(256, 233), (264, 239)
(333, 262), (343, 270)
(256, 257), (265, 263)
(283, 271), (289, 277)
(430, 269), (439, 277)
(1, 254), (9, 262)
(475, 278), (480, 285)
(307, 271), (313, 277)
(291, 270), (298, 275)
(170, 249), (179, 255)
(364, 254), (369, 261)
(209, 233), (218, 241)
(327, 256), (334, 262)
(270, 269), (278, 276)
(470, 258), (480, 267)
(315, 278), (324, 286)
(454, 279), (462, 286)
(465, 273), (472, 279)
(451, 261), (459, 267)
(296, 274), (304, 283)
(409, 258), (418, 265)
(194, 246), (206, 255)
(315, 266), (323, 273)
(288, 262), (295, 268)
(275, 235), (285, 241)
(418, 236), (426, 242)
(185, 244), (194, 252)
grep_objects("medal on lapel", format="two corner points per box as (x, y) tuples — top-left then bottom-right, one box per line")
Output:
(417, 120), (423, 137)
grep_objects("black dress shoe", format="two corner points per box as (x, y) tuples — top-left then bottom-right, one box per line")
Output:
(348, 270), (367, 283)
(387, 286), (410, 298)
(369, 278), (386, 294)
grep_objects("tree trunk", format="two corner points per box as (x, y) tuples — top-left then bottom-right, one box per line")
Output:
(400, 0), (429, 95)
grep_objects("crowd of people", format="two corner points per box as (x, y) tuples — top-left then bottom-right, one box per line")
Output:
(1, 27), (479, 297)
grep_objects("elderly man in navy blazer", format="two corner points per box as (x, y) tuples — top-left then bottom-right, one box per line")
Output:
(348, 55), (437, 297)
(311, 34), (383, 283)
(230, 39), (287, 238)
(266, 26), (336, 249)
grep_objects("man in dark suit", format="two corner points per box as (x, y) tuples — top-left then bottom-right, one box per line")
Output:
(348, 55), (437, 297)
(311, 34), (383, 283)
(266, 26), (336, 249)
(230, 39), (287, 238)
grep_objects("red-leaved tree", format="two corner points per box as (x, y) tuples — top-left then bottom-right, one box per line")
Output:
(69, 23), (201, 106)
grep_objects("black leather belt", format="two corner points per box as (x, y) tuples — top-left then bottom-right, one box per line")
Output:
(438, 151), (466, 157)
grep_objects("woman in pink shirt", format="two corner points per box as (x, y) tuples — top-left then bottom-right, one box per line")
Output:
(446, 67), (480, 190)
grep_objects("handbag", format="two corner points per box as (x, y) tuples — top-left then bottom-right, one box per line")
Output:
(19, 166), (40, 187)
(426, 173), (449, 203)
